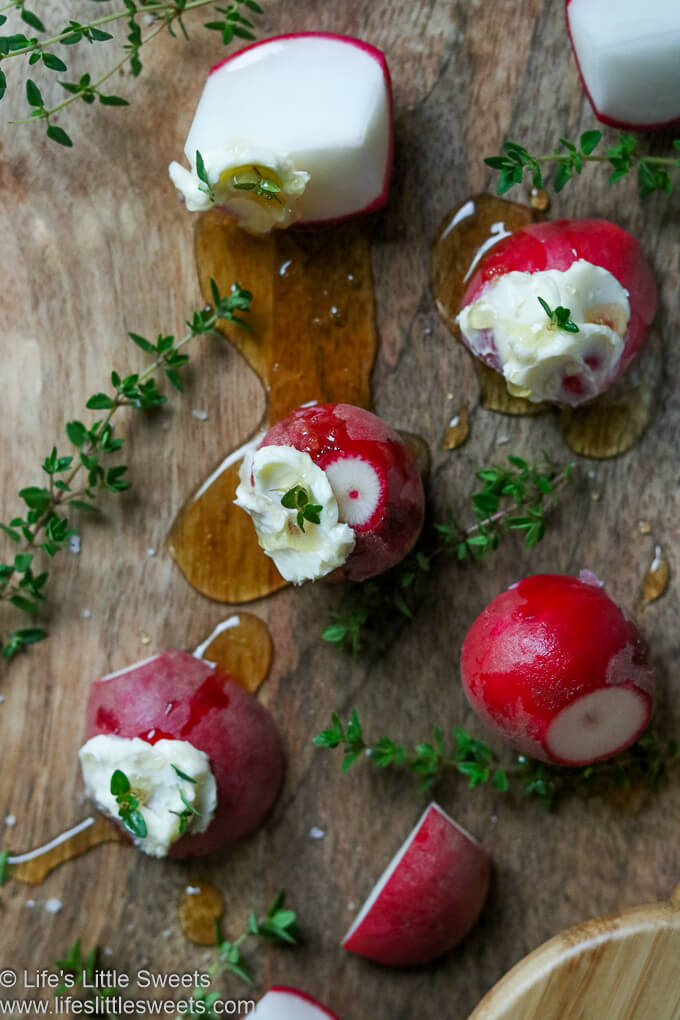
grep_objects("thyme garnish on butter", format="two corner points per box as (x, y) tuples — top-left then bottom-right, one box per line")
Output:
(323, 454), (574, 654)
(538, 297), (579, 334)
(110, 769), (147, 839)
(314, 711), (680, 809)
(0, 280), (253, 663)
(281, 485), (323, 532)
(0, 0), (263, 147)
(486, 131), (680, 198)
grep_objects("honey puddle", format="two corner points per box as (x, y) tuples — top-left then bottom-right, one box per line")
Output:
(179, 881), (224, 946)
(168, 211), (378, 604)
(432, 194), (662, 456)
(194, 612), (272, 695)
(10, 815), (124, 885)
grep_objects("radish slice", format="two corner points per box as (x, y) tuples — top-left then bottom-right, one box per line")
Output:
(169, 33), (393, 231)
(461, 574), (656, 766)
(323, 455), (385, 530)
(566, 0), (680, 129)
(253, 988), (341, 1020)
(343, 803), (490, 967)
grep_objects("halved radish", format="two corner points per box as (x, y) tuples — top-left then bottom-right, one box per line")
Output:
(343, 803), (490, 967)
(169, 33), (393, 232)
(566, 0), (680, 130)
(82, 650), (284, 857)
(252, 987), (341, 1020)
(461, 573), (655, 766)
(238, 402), (425, 583)
(458, 219), (657, 406)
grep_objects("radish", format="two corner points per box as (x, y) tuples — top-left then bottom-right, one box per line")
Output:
(461, 573), (656, 766)
(169, 33), (393, 232)
(343, 803), (490, 967)
(235, 403), (425, 583)
(82, 650), (284, 857)
(566, 0), (680, 130)
(252, 988), (341, 1020)
(458, 219), (657, 406)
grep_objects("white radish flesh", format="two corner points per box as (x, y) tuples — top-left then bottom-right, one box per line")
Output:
(184, 34), (392, 222)
(567, 0), (680, 128)
(546, 687), (649, 765)
(253, 989), (339, 1020)
(324, 455), (384, 528)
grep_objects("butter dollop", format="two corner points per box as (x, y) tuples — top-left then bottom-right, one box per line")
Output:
(169, 147), (309, 234)
(234, 445), (356, 584)
(458, 260), (630, 405)
(79, 735), (217, 858)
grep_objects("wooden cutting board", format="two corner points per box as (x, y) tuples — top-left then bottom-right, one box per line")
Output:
(469, 883), (680, 1020)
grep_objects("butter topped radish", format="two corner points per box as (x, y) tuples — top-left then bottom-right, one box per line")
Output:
(252, 988), (341, 1020)
(235, 403), (425, 583)
(461, 573), (655, 766)
(457, 218), (656, 406)
(567, 0), (680, 130)
(169, 33), (393, 233)
(80, 650), (284, 858)
(343, 803), (490, 967)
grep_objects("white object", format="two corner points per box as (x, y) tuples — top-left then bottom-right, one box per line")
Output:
(78, 735), (217, 858)
(45, 898), (63, 915)
(169, 33), (392, 231)
(567, 0), (680, 128)
(234, 445), (355, 584)
(458, 260), (630, 405)
(252, 988), (339, 1020)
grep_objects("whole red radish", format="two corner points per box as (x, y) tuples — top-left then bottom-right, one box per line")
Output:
(343, 803), (490, 966)
(169, 33), (393, 231)
(458, 219), (656, 406)
(83, 650), (284, 857)
(252, 987), (342, 1020)
(236, 403), (425, 583)
(566, 0), (680, 130)
(461, 573), (655, 766)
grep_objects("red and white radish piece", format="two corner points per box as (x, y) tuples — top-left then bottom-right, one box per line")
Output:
(566, 0), (680, 130)
(252, 987), (341, 1020)
(458, 218), (657, 406)
(343, 803), (490, 967)
(461, 573), (655, 766)
(83, 650), (284, 857)
(169, 33), (393, 231)
(250, 402), (425, 582)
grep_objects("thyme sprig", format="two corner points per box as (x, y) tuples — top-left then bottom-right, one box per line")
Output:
(323, 454), (574, 654)
(538, 297), (579, 333)
(314, 711), (680, 810)
(233, 165), (283, 204)
(0, 279), (253, 662)
(486, 130), (680, 198)
(183, 891), (300, 1014)
(281, 485), (323, 533)
(110, 769), (147, 839)
(54, 938), (120, 1010)
(0, 0), (263, 147)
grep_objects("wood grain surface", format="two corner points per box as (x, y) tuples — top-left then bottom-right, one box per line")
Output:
(1, 1), (679, 1017)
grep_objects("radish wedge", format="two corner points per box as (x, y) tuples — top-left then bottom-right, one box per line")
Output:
(566, 0), (680, 129)
(343, 803), (490, 967)
(252, 987), (341, 1019)
(461, 574), (655, 765)
(169, 33), (393, 230)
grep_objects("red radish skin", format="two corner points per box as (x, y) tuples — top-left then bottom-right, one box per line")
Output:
(566, 0), (680, 131)
(461, 574), (655, 766)
(252, 987), (342, 1020)
(84, 650), (284, 857)
(460, 218), (657, 390)
(260, 403), (425, 581)
(343, 803), (490, 967)
(209, 33), (393, 225)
